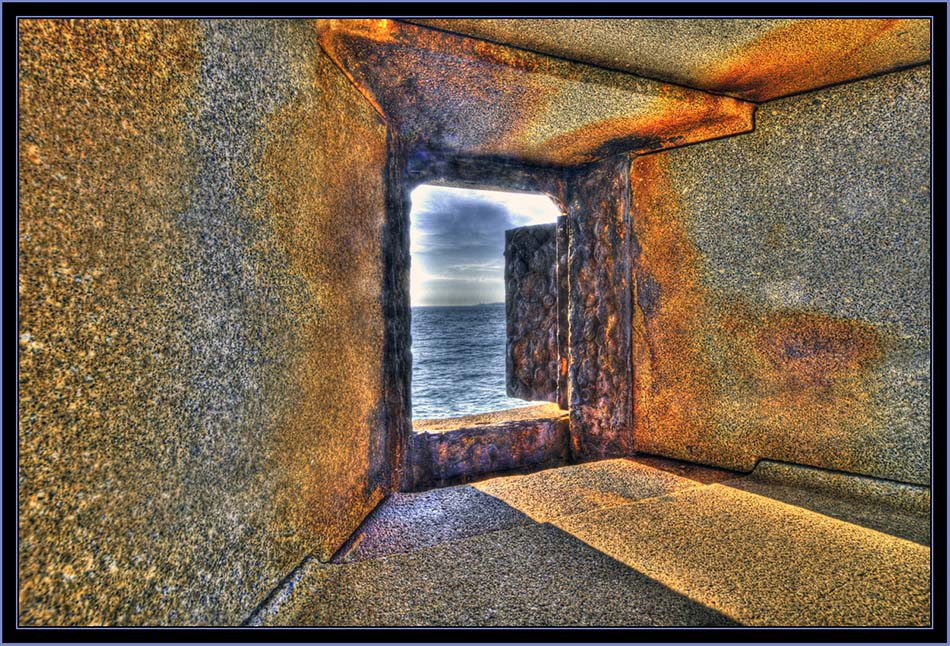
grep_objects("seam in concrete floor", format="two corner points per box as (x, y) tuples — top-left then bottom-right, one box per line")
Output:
(334, 485), (705, 567)
(325, 455), (931, 566)
(258, 522), (744, 627)
(471, 469), (929, 546)
(243, 555), (321, 627)
(551, 484), (930, 626)
(247, 457), (726, 623)
(749, 459), (931, 513)
(561, 478), (929, 548)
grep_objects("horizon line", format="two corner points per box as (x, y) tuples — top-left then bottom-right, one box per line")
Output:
(412, 302), (505, 308)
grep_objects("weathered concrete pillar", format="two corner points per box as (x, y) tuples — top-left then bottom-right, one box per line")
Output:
(566, 155), (635, 460)
(382, 134), (414, 494)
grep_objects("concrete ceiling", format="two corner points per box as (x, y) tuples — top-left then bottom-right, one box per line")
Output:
(317, 18), (930, 167)
(317, 19), (754, 167)
(410, 18), (932, 102)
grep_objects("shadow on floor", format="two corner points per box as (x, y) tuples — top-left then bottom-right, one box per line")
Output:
(261, 486), (738, 627)
(251, 457), (930, 628)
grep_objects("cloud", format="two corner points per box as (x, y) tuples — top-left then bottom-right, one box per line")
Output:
(412, 185), (562, 227)
(409, 185), (559, 306)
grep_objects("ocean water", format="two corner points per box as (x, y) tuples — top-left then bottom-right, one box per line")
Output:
(411, 303), (534, 419)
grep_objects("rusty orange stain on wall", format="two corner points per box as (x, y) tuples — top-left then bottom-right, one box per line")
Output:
(317, 19), (754, 166)
(630, 154), (713, 449)
(316, 18), (548, 141)
(630, 154), (888, 473)
(319, 18), (542, 73)
(544, 86), (754, 162)
(255, 27), (390, 561)
(704, 18), (931, 101)
(754, 310), (884, 392)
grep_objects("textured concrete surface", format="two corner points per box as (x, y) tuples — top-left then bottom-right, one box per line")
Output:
(555, 216), (569, 409)
(554, 484), (931, 626)
(342, 456), (733, 561)
(259, 523), (738, 627)
(19, 19), (395, 625)
(414, 19), (931, 101)
(408, 405), (569, 489)
(472, 457), (735, 522)
(567, 156), (635, 459)
(629, 454), (747, 484)
(403, 149), (567, 200)
(382, 130), (415, 494)
(630, 65), (931, 484)
(257, 457), (929, 627)
(18, 18), (933, 629)
(412, 403), (562, 430)
(317, 19), (755, 166)
(505, 223), (559, 403)
(722, 476), (931, 547)
(332, 486), (535, 562)
(748, 460), (931, 514)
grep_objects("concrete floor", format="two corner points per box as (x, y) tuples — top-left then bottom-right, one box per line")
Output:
(251, 457), (931, 627)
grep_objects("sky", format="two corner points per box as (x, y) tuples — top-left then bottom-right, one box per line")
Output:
(409, 185), (562, 307)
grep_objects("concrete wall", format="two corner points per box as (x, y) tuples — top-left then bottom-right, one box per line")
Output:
(630, 65), (931, 484)
(19, 19), (394, 625)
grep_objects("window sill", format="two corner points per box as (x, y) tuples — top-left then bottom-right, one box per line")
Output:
(406, 403), (569, 490)
(412, 402), (565, 433)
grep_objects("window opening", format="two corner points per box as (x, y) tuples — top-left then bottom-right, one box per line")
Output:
(409, 184), (561, 421)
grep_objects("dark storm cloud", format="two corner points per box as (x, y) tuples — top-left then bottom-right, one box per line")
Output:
(409, 187), (559, 305)
(412, 194), (515, 269)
